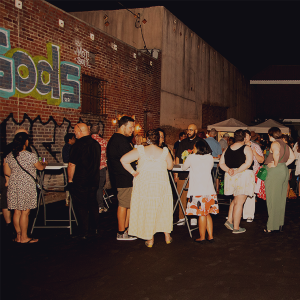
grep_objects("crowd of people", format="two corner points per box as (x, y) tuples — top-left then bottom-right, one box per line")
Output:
(1, 117), (300, 245)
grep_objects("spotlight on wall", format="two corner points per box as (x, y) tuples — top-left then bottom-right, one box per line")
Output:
(135, 124), (141, 132)
(112, 110), (124, 125)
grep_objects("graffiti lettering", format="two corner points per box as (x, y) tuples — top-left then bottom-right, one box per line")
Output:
(75, 42), (91, 68)
(0, 28), (81, 109)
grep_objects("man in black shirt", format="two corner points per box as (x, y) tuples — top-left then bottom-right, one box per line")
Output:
(68, 123), (101, 239)
(173, 131), (187, 157)
(62, 133), (76, 206)
(107, 116), (137, 241)
(175, 124), (202, 225)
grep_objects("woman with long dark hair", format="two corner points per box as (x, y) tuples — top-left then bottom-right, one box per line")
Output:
(3, 132), (47, 243)
(264, 127), (295, 232)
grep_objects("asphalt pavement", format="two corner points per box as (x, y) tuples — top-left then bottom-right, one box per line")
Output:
(1, 194), (300, 300)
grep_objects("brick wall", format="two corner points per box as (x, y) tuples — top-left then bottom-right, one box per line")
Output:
(0, 0), (161, 201)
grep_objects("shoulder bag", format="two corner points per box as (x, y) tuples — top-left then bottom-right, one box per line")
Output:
(257, 144), (286, 181)
(13, 154), (41, 190)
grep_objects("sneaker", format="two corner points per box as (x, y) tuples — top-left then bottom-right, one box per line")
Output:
(190, 218), (197, 226)
(116, 232), (138, 241)
(246, 218), (253, 223)
(232, 227), (246, 234)
(177, 218), (186, 226)
(224, 220), (233, 231)
(99, 207), (108, 213)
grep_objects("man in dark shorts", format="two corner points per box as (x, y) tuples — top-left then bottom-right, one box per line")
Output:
(107, 116), (137, 241)
(68, 123), (101, 239)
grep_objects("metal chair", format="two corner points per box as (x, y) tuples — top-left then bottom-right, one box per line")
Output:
(103, 188), (113, 209)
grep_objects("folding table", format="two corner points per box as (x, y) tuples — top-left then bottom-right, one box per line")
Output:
(169, 165), (196, 238)
(31, 163), (78, 235)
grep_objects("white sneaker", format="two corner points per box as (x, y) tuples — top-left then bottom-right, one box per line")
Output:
(247, 218), (254, 223)
(190, 218), (197, 226)
(116, 232), (137, 240)
(177, 218), (185, 226)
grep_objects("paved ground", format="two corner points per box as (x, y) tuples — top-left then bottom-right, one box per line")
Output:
(1, 194), (300, 300)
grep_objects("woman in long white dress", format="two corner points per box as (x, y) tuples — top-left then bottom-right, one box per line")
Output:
(120, 129), (174, 247)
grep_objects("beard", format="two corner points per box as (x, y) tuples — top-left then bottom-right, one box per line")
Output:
(188, 132), (196, 139)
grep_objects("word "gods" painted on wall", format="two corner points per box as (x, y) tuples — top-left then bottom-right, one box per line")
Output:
(0, 28), (81, 108)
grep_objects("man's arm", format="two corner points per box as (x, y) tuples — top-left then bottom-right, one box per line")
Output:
(67, 163), (76, 182)
(252, 145), (264, 164)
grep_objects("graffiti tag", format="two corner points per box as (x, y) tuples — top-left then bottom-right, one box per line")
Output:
(0, 27), (81, 109)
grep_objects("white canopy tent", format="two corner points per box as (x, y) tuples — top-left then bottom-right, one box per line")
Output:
(207, 118), (248, 131)
(249, 119), (289, 134)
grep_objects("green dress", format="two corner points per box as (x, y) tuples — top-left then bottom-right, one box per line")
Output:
(264, 142), (289, 231)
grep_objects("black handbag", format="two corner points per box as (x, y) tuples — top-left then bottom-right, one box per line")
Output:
(13, 155), (41, 190)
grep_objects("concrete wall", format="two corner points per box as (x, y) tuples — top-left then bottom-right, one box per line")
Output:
(71, 7), (164, 50)
(71, 6), (254, 145)
(161, 8), (253, 132)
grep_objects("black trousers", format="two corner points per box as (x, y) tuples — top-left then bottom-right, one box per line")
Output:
(70, 186), (99, 236)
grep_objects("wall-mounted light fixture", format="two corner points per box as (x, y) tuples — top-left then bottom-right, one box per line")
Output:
(112, 110), (124, 125)
(135, 124), (141, 132)
(104, 14), (109, 26)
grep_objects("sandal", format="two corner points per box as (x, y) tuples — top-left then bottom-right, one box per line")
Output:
(145, 240), (154, 248)
(264, 228), (273, 233)
(25, 238), (38, 243)
(165, 237), (173, 244)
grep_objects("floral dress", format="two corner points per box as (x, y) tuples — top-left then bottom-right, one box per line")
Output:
(183, 154), (219, 217)
(6, 151), (38, 210)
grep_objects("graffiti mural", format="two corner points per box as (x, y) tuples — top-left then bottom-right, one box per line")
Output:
(0, 27), (81, 109)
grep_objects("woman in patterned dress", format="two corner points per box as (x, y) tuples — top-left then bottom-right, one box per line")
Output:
(120, 129), (174, 247)
(3, 132), (47, 243)
(219, 129), (255, 234)
(182, 139), (219, 243)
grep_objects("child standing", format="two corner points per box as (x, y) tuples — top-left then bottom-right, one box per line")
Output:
(182, 139), (219, 243)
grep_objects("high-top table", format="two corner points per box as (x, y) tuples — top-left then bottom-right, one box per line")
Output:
(31, 163), (77, 235)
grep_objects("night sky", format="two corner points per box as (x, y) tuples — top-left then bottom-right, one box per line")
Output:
(46, 0), (300, 79)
